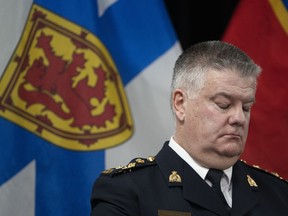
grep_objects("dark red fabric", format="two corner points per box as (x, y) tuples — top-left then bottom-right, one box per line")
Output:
(222, 0), (288, 179)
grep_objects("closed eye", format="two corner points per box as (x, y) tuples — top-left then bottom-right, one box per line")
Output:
(243, 105), (253, 112)
(217, 103), (230, 109)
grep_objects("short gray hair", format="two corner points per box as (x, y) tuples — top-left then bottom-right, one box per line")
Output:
(171, 40), (262, 104)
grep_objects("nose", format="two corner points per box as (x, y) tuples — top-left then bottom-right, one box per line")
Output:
(228, 105), (246, 127)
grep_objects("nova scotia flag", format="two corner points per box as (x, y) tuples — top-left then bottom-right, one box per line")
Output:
(0, 0), (181, 216)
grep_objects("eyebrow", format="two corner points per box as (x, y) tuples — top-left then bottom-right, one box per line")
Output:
(212, 92), (256, 103)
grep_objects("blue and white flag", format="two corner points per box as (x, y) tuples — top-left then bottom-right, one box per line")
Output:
(0, 0), (181, 215)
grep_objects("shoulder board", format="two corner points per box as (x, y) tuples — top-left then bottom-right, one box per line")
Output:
(240, 159), (288, 184)
(101, 156), (156, 177)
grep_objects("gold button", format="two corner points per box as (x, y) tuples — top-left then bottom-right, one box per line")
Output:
(147, 156), (155, 162)
(136, 158), (145, 163)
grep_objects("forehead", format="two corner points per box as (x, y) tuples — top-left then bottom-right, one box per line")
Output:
(201, 70), (257, 99)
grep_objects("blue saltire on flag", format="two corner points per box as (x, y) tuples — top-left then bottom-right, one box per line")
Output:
(0, 0), (180, 216)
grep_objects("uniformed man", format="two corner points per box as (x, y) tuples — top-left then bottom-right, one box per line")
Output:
(90, 41), (288, 216)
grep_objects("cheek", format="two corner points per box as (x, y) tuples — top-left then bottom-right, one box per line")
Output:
(190, 107), (221, 135)
(243, 121), (250, 137)
(201, 106), (224, 129)
(244, 114), (251, 130)
(186, 100), (226, 134)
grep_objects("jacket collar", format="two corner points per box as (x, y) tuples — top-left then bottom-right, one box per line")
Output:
(156, 142), (260, 216)
(230, 160), (260, 216)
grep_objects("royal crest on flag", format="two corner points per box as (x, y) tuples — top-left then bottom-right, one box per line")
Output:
(0, 5), (133, 151)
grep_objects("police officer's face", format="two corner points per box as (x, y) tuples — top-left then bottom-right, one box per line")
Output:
(173, 69), (257, 169)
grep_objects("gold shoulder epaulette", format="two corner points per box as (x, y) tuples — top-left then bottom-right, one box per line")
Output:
(240, 160), (288, 184)
(101, 156), (156, 177)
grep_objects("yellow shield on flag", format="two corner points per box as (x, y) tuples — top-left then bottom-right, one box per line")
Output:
(0, 4), (133, 151)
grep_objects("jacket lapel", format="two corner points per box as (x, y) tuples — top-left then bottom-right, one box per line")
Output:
(182, 163), (230, 216)
(231, 161), (260, 216)
(156, 143), (260, 216)
(156, 142), (230, 216)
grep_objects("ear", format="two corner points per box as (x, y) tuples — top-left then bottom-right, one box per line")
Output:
(172, 89), (186, 122)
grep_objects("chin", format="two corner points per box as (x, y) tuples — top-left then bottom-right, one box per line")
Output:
(210, 155), (239, 170)
(221, 144), (243, 158)
(220, 149), (241, 167)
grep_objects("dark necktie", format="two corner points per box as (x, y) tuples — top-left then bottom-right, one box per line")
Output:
(206, 169), (231, 209)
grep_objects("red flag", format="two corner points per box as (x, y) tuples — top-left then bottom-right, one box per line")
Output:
(222, 0), (288, 180)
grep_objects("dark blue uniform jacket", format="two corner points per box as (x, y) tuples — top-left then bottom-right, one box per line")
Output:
(91, 142), (288, 216)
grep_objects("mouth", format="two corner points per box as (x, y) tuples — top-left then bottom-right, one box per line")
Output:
(223, 134), (242, 140)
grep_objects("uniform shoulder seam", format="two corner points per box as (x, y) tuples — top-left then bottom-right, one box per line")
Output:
(240, 159), (288, 184)
(101, 156), (156, 177)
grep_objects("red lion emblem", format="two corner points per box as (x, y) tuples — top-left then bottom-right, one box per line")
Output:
(19, 32), (116, 129)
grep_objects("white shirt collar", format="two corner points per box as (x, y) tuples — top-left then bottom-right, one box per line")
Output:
(168, 136), (233, 185)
